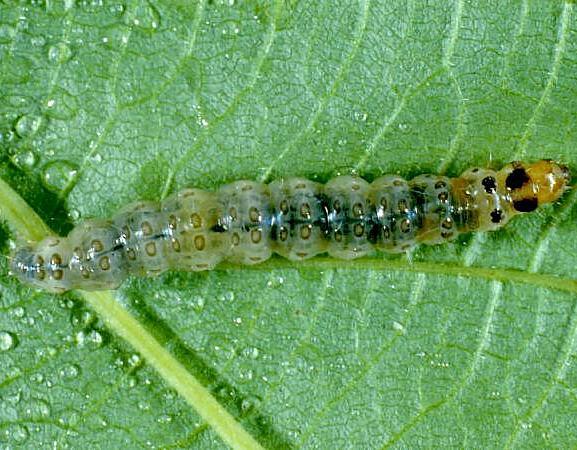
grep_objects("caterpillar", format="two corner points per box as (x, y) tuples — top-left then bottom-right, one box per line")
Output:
(9, 160), (570, 293)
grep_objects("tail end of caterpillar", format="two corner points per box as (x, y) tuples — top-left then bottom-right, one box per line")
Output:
(9, 244), (68, 294)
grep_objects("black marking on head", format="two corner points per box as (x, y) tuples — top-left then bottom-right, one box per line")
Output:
(505, 168), (530, 190)
(513, 197), (538, 213)
(490, 209), (503, 223)
(481, 176), (496, 193)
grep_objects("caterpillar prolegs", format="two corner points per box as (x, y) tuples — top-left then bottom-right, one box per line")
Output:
(10, 160), (571, 293)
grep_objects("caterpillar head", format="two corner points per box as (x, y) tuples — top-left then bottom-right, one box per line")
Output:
(500, 160), (571, 213)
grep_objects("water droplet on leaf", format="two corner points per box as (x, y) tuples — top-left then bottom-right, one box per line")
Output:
(41, 160), (78, 193)
(47, 42), (72, 64)
(11, 148), (38, 169)
(14, 114), (43, 138)
(0, 330), (17, 351)
(9, 424), (29, 443)
(130, 1), (161, 31)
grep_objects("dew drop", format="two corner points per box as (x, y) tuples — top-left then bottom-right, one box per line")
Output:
(109, 3), (125, 15)
(11, 306), (25, 318)
(68, 208), (81, 221)
(47, 42), (72, 64)
(266, 276), (284, 288)
(9, 424), (29, 443)
(44, 87), (78, 119)
(127, 353), (142, 369)
(354, 111), (368, 122)
(0, 330), (17, 351)
(70, 309), (95, 328)
(131, 1), (161, 31)
(10, 148), (38, 169)
(59, 363), (80, 379)
(14, 114), (43, 138)
(30, 373), (44, 384)
(89, 152), (102, 163)
(30, 35), (46, 47)
(219, 291), (235, 302)
(41, 160), (78, 193)
(0, 129), (15, 144)
(242, 346), (260, 359)
(157, 413), (173, 424)
(240, 396), (260, 414)
(392, 321), (405, 335)
(138, 400), (150, 411)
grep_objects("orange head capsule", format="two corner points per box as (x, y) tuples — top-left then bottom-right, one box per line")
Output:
(498, 160), (571, 213)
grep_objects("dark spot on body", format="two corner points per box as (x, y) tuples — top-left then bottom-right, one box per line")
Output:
(490, 209), (503, 223)
(168, 215), (177, 230)
(141, 222), (153, 236)
(353, 223), (364, 237)
(190, 213), (202, 228)
(513, 197), (538, 212)
(91, 239), (104, 252)
(145, 242), (157, 256)
(300, 225), (311, 239)
(99, 256), (111, 270)
(251, 229), (262, 243)
(194, 235), (206, 250)
(400, 219), (411, 233)
(249, 207), (260, 222)
(506, 168), (530, 190)
(481, 176), (496, 193)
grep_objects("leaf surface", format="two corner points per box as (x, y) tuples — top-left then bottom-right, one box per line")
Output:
(1, 1), (577, 448)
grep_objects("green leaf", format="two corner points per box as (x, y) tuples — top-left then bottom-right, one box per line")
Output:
(2, 1), (577, 448)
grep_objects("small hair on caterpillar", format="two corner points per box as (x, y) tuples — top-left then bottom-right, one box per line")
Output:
(9, 159), (571, 293)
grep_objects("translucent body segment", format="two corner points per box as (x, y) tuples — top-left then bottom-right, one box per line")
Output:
(161, 188), (224, 270)
(217, 180), (272, 265)
(269, 178), (328, 260)
(367, 175), (418, 253)
(66, 219), (126, 290)
(409, 175), (456, 244)
(113, 201), (168, 275)
(324, 175), (372, 259)
(11, 237), (74, 293)
(457, 168), (505, 231)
